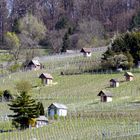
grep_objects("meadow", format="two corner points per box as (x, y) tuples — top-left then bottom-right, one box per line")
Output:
(0, 51), (140, 139)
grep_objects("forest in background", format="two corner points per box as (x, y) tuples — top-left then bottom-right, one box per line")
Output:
(1, 0), (140, 52)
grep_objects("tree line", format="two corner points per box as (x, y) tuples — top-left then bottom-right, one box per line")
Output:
(102, 31), (140, 70)
(1, 0), (140, 52)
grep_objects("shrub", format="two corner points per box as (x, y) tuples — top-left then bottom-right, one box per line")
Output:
(0, 90), (3, 102)
(37, 102), (45, 115)
(8, 64), (21, 73)
(54, 114), (59, 120)
(16, 80), (32, 93)
(3, 90), (13, 101)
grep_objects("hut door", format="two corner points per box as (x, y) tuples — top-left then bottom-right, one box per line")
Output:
(46, 79), (48, 85)
(103, 96), (107, 102)
(49, 109), (55, 116)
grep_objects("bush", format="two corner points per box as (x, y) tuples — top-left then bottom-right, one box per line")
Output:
(8, 64), (21, 73)
(54, 114), (59, 120)
(16, 80), (32, 93)
(3, 90), (13, 101)
(0, 90), (3, 102)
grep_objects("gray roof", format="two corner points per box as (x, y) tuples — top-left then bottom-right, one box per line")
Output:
(80, 48), (92, 53)
(36, 116), (48, 121)
(124, 72), (134, 77)
(98, 90), (113, 97)
(31, 60), (40, 66)
(49, 103), (68, 109)
(39, 73), (53, 79)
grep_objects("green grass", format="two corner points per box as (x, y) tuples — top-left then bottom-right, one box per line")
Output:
(0, 117), (140, 139)
(43, 52), (102, 74)
(1, 71), (139, 112)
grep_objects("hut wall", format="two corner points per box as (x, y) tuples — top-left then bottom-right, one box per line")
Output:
(46, 79), (52, 85)
(106, 97), (112, 102)
(57, 109), (67, 116)
(110, 82), (119, 87)
(83, 52), (91, 57)
(126, 76), (133, 81)
(116, 82), (119, 87)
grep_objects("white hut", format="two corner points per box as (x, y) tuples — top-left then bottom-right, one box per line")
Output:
(110, 79), (119, 87)
(36, 116), (48, 128)
(39, 73), (53, 85)
(97, 90), (113, 102)
(80, 48), (92, 57)
(48, 103), (67, 117)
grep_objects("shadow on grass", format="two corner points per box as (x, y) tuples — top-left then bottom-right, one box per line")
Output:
(88, 101), (98, 105)
(0, 129), (14, 133)
(119, 80), (126, 83)
(130, 101), (140, 104)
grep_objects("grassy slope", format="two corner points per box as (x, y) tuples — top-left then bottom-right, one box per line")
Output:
(1, 71), (140, 112)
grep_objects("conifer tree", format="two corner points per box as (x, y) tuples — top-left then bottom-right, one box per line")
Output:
(61, 32), (70, 52)
(8, 92), (39, 129)
(37, 102), (45, 115)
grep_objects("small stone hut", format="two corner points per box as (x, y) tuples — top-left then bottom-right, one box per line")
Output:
(124, 72), (134, 81)
(26, 60), (41, 71)
(36, 116), (48, 128)
(29, 116), (48, 128)
(97, 90), (113, 102)
(110, 79), (119, 88)
(80, 48), (92, 57)
(39, 73), (53, 85)
(48, 103), (68, 117)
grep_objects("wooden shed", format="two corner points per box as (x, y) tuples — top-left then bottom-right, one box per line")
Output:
(110, 79), (119, 88)
(97, 90), (113, 102)
(26, 60), (41, 71)
(124, 72), (134, 81)
(80, 48), (92, 57)
(39, 73), (53, 85)
(48, 103), (68, 117)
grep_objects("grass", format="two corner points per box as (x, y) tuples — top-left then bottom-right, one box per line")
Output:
(0, 117), (140, 139)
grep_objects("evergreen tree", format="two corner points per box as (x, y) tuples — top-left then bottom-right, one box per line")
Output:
(102, 47), (115, 61)
(37, 102), (45, 115)
(55, 16), (69, 30)
(12, 18), (20, 34)
(130, 11), (140, 30)
(61, 32), (70, 52)
(102, 31), (140, 69)
(8, 92), (39, 129)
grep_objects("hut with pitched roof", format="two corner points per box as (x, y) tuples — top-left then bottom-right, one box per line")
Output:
(124, 72), (134, 81)
(26, 60), (41, 71)
(110, 79), (119, 87)
(80, 48), (92, 57)
(48, 103), (68, 117)
(36, 116), (48, 128)
(39, 73), (53, 85)
(97, 90), (113, 102)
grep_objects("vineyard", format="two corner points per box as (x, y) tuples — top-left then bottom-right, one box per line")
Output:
(0, 52), (140, 139)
